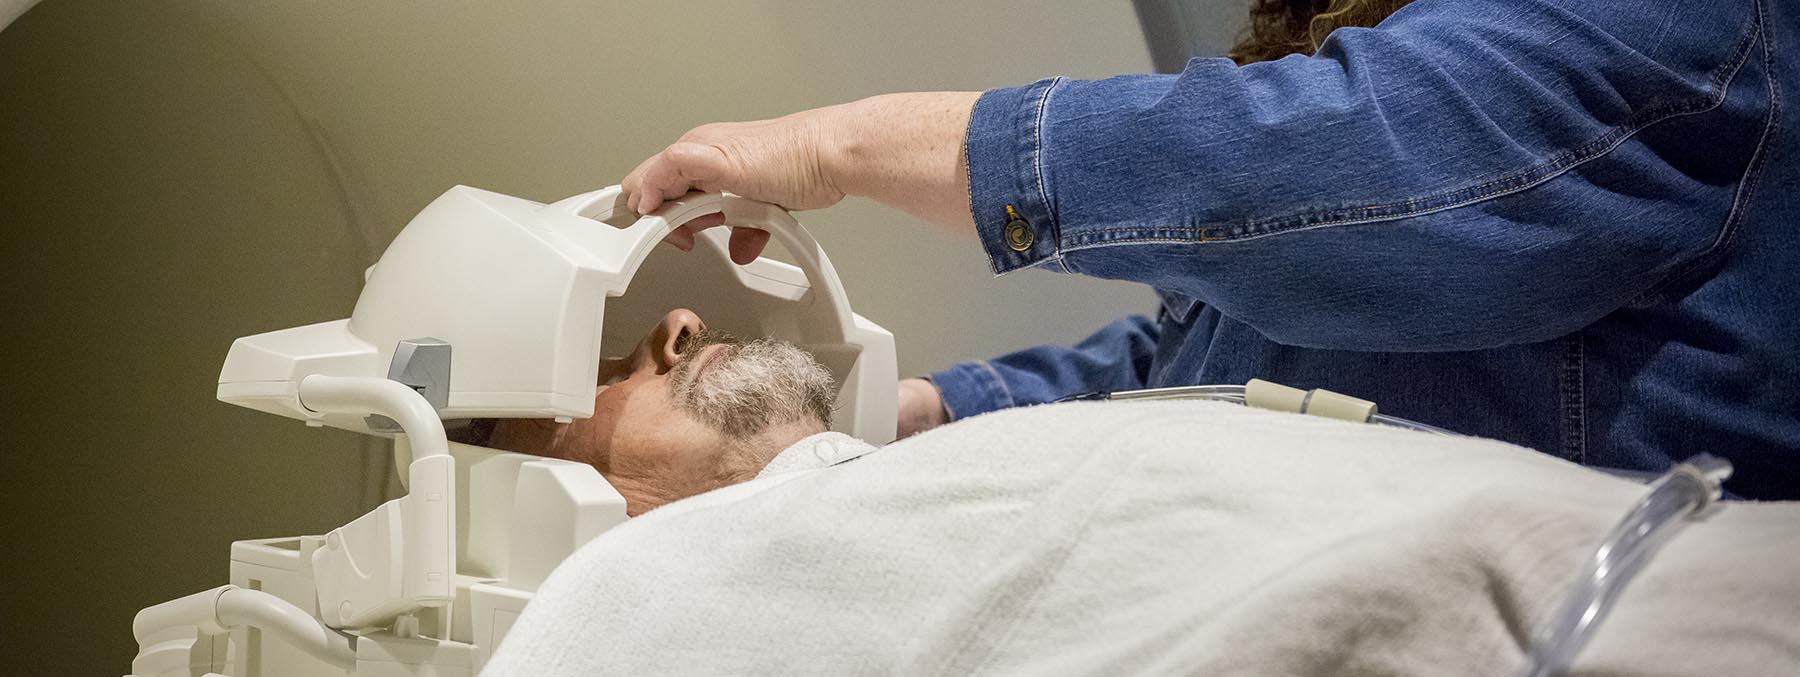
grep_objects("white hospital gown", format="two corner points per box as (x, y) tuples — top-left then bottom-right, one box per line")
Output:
(483, 401), (1800, 676)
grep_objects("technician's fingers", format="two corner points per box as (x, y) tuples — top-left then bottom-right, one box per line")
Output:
(663, 223), (698, 252)
(660, 213), (726, 252)
(620, 149), (676, 215)
(621, 158), (650, 214)
(625, 141), (735, 215)
(727, 227), (770, 265)
(684, 213), (727, 231)
(661, 221), (767, 265)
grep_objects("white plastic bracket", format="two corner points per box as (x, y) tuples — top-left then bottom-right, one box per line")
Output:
(298, 375), (455, 633)
(1245, 378), (1378, 423)
(131, 585), (356, 672)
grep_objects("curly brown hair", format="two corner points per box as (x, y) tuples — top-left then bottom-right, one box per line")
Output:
(1227, 0), (1417, 65)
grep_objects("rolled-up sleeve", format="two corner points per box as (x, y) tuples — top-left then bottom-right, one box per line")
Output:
(964, 77), (1068, 273)
(962, 0), (1766, 352)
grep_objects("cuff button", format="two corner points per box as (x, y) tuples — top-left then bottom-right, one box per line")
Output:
(1005, 218), (1035, 252)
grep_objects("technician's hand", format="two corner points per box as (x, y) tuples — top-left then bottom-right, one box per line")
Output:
(623, 108), (844, 265)
(623, 109), (849, 218)
(624, 92), (982, 264)
(896, 377), (950, 439)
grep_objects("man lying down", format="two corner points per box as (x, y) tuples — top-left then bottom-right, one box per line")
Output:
(472, 310), (1800, 676)
(452, 308), (843, 516)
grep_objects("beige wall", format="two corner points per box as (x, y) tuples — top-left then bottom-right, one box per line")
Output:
(1, 3), (385, 675)
(182, 0), (1165, 375)
(0, 1), (1237, 672)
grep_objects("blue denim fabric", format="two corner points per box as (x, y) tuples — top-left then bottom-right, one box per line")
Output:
(932, 316), (1160, 420)
(931, 0), (1798, 499)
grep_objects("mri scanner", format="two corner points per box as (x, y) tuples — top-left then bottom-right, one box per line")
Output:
(127, 186), (897, 676)
(119, 184), (1755, 677)
(119, 183), (1748, 677)
(0, 0), (1760, 670)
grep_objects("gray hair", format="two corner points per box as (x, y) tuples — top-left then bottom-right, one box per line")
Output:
(668, 329), (836, 438)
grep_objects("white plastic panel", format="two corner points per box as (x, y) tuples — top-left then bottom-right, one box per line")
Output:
(217, 185), (897, 444)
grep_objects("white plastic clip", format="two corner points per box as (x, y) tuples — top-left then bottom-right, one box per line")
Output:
(1245, 379), (1377, 423)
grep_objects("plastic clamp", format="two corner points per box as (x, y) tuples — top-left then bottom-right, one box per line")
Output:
(1245, 379), (1377, 423)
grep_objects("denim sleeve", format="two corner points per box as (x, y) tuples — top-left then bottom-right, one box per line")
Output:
(964, 0), (1766, 351)
(929, 315), (1159, 421)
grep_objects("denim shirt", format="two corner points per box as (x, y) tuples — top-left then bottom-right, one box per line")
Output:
(930, 0), (1798, 500)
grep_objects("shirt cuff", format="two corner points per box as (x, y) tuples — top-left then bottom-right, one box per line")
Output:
(965, 77), (1065, 274)
(927, 361), (1016, 422)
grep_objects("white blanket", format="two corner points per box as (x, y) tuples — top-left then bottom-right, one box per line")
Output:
(484, 401), (1800, 676)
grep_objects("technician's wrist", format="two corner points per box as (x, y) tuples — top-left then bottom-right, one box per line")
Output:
(783, 101), (856, 205)
(820, 92), (980, 207)
(815, 95), (887, 199)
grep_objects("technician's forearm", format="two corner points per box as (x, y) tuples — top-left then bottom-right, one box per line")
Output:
(820, 91), (981, 233)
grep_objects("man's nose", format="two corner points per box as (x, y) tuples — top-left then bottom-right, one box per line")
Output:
(640, 308), (705, 372)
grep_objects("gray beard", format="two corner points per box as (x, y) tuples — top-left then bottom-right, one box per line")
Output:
(667, 330), (836, 438)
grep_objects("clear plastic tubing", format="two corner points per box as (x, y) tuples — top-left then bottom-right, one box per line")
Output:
(1091, 384), (1249, 404)
(1370, 412), (1459, 436)
(1087, 384), (1460, 436)
(1524, 454), (1732, 677)
(1070, 382), (1730, 675)
(1067, 382), (1736, 674)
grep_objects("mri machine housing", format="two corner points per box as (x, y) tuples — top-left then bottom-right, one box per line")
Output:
(129, 186), (898, 676)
